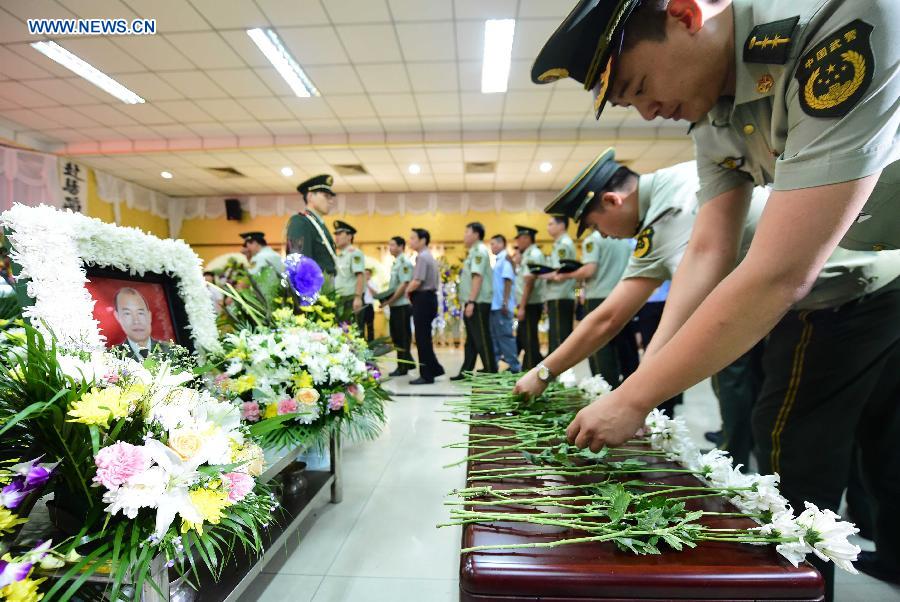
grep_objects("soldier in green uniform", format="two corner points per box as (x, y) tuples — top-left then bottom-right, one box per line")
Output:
(553, 227), (635, 386)
(530, 0), (900, 589)
(332, 220), (366, 332)
(383, 235), (415, 377)
(514, 225), (546, 370)
(543, 216), (576, 353)
(240, 231), (284, 276)
(452, 222), (497, 378)
(285, 174), (337, 277)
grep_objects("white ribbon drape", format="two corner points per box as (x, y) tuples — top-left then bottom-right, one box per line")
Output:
(0, 147), (62, 211)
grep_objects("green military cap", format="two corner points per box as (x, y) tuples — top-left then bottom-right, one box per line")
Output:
(333, 220), (357, 235)
(240, 231), (267, 244)
(515, 225), (538, 239)
(531, 0), (641, 120)
(544, 147), (621, 238)
(297, 174), (335, 196)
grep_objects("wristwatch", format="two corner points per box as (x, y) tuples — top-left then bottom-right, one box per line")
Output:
(536, 362), (553, 383)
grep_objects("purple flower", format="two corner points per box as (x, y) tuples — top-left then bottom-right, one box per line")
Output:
(283, 254), (324, 304)
(0, 558), (32, 588)
(1, 480), (27, 509)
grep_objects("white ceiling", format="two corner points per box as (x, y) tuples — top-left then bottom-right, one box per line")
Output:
(0, 0), (694, 196)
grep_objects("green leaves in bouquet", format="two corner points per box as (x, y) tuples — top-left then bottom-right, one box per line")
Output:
(218, 265), (291, 332)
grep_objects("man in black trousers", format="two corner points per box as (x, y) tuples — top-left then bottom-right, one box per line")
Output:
(406, 228), (445, 385)
(451, 222), (497, 379)
(383, 236), (415, 376)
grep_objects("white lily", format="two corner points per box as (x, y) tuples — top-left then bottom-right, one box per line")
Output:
(144, 439), (205, 538)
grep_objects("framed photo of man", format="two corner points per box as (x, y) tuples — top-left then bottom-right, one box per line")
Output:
(84, 266), (194, 359)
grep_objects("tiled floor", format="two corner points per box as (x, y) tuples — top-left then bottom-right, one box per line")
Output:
(238, 348), (900, 602)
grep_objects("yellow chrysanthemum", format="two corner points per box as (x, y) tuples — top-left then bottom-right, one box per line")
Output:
(0, 507), (27, 535)
(291, 371), (313, 390)
(225, 348), (248, 361)
(293, 314), (308, 326)
(0, 576), (47, 602)
(190, 488), (229, 525)
(263, 403), (278, 419)
(318, 296), (336, 308)
(228, 374), (256, 394)
(66, 386), (131, 428)
(272, 307), (294, 323)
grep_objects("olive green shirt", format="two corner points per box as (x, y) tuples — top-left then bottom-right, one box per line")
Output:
(691, 0), (899, 251)
(334, 246), (365, 297)
(581, 230), (631, 300)
(460, 241), (493, 305)
(284, 209), (336, 275)
(388, 254), (414, 307)
(516, 243), (546, 305)
(545, 233), (576, 301)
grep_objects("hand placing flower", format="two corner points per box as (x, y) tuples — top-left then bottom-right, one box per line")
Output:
(512, 368), (548, 399)
(565, 389), (650, 452)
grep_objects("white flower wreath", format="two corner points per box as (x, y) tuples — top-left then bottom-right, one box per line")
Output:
(1, 203), (221, 354)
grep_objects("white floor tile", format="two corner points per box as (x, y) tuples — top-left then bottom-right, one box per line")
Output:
(311, 576), (457, 602)
(237, 574), (322, 602)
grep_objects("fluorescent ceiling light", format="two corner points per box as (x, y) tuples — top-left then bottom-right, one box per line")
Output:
(160, 171), (173, 179)
(481, 19), (515, 94)
(30, 41), (145, 104)
(408, 163), (421, 175)
(280, 166), (294, 177)
(539, 162), (553, 173)
(247, 28), (319, 98)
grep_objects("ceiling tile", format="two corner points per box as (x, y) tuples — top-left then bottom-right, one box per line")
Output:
(0, 8), (39, 44)
(338, 118), (384, 134)
(2, 0), (75, 21)
(395, 22), (455, 61)
(35, 128), (87, 142)
(454, 21), (483, 62)
(507, 59), (538, 90)
(2, 108), (64, 130)
(378, 117), (422, 132)
(460, 92), (504, 116)
(115, 73), (185, 102)
(278, 27), (350, 65)
(237, 97), (293, 120)
(511, 19), (559, 60)
(33, 106), (100, 127)
(406, 62), (457, 93)
(165, 32), (245, 69)
(117, 103), (179, 125)
(217, 30), (272, 69)
(208, 68), (273, 97)
(426, 147), (463, 162)
(189, 0), (269, 29)
(57, 38), (145, 73)
(453, 0), (516, 19)
(253, 66), (298, 96)
(261, 120), (308, 136)
(503, 90), (551, 115)
(21, 79), (101, 106)
(324, 0), (391, 24)
(456, 61), (482, 91)
(388, 0), (452, 21)
(337, 25), (403, 64)
(355, 63), (410, 94)
(369, 93), (418, 118)
(112, 36), (194, 71)
(420, 115), (461, 131)
(159, 70), (229, 99)
(0, 46), (54, 80)
(113, 125), (160, 139)
(282, 96), (336, 120)
(415, 93), (459, 117)
(122, 0), (208, 32)
(0, 81), (59, 107)
(325, 95), (376, 119)
(546, 88), (591, 115)
(195, 98), (251, 121)
(56, 0), (137, 19)
(304, 65), (364, 95)
(256, 0), (330, 26)
(302, 119), (345, 135)
(153, 100), (213, 122)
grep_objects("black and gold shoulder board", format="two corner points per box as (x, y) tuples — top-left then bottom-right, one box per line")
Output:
(795, 20), (874, 118)
(744, 16), (800, 64)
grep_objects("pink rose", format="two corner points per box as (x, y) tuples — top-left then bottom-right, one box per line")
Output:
(277, 398), (299, 415)
(93, 442), (151, 490)
(241, 401), (260, 422)
(222, 472), (254, 502)
(347, 384), (364, 400)
(214, 374), (229, 385)
(328, 392), (346, 411)
(103, 372), (120, 384)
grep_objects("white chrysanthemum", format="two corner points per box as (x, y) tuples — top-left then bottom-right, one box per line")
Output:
(102, 465), (167, 519)
(795, 502), (861, 574)
(579, 375), (612, 397)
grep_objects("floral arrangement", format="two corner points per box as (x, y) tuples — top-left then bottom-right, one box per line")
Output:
(0, 204), (220, 354)
(440, 373), (860, 575)
(211, 311), (388, 451)
(0, 328), (273, 600)
(434, 258), (461, 342)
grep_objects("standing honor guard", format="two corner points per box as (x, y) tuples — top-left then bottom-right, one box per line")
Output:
(332, 220), (366, 332)
(452, 222), (497, 379)
(407, 228), (445, 385)
(553, 227), (635, 386)
(543, 215), (576, 353)
(383, 236), (415, 377)
(514, 225), (545, 370)
(286, 174), (337, 278)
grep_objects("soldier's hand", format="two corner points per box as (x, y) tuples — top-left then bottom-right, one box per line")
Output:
(353, 296), (363, 312)
(516, 306), (526, 322)
(512, 368), (548, 399)
(565, 390), (648, 452)
(464, 303), (474, 319)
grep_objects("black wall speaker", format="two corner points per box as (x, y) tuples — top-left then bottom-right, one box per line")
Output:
(225, 198), (243, 221)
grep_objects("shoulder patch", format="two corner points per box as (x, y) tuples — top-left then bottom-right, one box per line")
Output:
(718, 156), (745, 170)
(795, 20), (874, 118)
(474, 255), (482, 264)
(585, 241), (595, 253)
(403, 265), (411, 274)
(633, 227), (654, 259)
(744, 16), (799, 64)
(557, 248), (566, 259)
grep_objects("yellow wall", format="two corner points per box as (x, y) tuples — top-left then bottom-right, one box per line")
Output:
(181, 210), (575, 266)
(85, 170), (170, 238)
